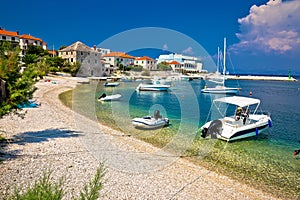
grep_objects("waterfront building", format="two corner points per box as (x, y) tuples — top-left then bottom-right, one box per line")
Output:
(135, 56), (157, 70)
(157, 53), (203, 73)
(58, 41), (107, 77)
(103, 52), (135, 69)
(168, 61), (181, 73)
(0, 28), (19, 48)
(19, 34), (47, 56)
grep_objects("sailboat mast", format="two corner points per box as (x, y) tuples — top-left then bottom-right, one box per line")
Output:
(223, 37), (226, 76)
(217, 46), (220, 74)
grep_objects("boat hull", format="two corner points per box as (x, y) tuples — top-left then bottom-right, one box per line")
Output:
(104, 82), (120, 87)
(98, 94), (122, 101)
(201, 88), (239, 95)
(137, 84), (170, 92)
(132, 117), (169, 129)
(201, 115), (271, 142)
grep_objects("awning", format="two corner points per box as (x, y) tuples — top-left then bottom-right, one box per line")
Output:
(214, 96), (260, 107)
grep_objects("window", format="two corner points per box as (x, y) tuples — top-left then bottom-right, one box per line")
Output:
(11, 37), (15, 41)
(2, 36), (6, 40)
(81, 52), (83, 55)
(142, 61), (144, 64)
(109, 58), (111, 61)
(88, 60), (90, 63)
(71, 58), (73, 62)
(147, 61), (149, 64)
(95, 60), (97, 64)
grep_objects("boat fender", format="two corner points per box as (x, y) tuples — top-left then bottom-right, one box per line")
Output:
(268, 119), (272, 127)
(255, 128), (259, 138)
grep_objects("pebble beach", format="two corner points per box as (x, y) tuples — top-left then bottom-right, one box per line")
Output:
(0, 75), (283, 200)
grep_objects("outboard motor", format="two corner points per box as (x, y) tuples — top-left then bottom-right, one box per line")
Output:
(201, 127), (208, 138)
(98, 93), (106, 99)
(201, 120), (222, 139)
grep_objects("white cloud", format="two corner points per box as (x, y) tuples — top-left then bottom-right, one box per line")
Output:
(231, 0), (300, 54)
(182, 47), (194, 55)
(162, 44), (168, 50)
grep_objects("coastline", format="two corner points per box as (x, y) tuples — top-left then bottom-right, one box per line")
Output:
(0, 75), (283, 199)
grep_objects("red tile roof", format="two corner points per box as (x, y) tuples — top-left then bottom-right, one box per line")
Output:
(19, 34), (43, 42)
(168, 61), (180, 65)
(103, 52), (135, 59)
(0, 29), (18, 37)
(135, 56), (154, 61)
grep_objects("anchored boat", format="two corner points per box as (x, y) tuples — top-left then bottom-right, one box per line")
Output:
(132, 110), (169, 129)
(200, 96), (272, 141)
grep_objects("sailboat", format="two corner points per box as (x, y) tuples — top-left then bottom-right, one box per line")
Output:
(201, 38), (240, 95)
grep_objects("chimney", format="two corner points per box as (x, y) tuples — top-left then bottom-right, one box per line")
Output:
(93, 45), (96, 50)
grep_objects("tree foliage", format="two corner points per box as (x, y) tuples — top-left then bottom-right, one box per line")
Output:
(0, 42), (37, 117)
(157, 61), (172, 71)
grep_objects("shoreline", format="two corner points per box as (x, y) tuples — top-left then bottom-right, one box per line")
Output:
(0, 75), (284, 199)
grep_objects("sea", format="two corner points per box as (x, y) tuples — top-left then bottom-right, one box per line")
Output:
(69, 77), (300, 197)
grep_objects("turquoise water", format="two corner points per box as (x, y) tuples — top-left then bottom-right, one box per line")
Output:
(100, 78), (300, 148)
(91, 78), (300, 197)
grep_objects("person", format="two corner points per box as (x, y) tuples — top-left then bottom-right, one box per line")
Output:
(154, 110), (162, 120)
(235, 107), (243, 120)
(242, 109), (250, 125)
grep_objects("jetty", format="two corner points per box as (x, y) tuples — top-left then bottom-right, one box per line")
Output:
(226, 75), (298, 82)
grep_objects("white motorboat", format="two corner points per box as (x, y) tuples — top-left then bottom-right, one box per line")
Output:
(132, 110), (169, 129)
(98, 93), (122, 101)
(201, 38), (240, 95)
(104, 82), (120, 87)
(200, 96), (272, 141)
(136, 83), (170, 91)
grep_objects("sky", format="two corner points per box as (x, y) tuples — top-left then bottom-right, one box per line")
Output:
(1, 0), (300, 75)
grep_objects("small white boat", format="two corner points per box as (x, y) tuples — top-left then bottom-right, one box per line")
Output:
(132, 110), (169, 129)
(104, 82), (120, 87)
(201, 85), (240, 94)
(200, 96), (272, 141)
(136, 83), (170, 91)
(98, 93), (122, 101)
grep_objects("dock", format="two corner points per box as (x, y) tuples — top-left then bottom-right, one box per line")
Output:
(226, 75), (298, 82)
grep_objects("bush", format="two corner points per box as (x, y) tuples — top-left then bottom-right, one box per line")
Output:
(3, 164), (106, 200)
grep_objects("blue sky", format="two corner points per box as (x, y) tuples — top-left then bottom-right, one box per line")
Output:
(1, 0), (300, 75)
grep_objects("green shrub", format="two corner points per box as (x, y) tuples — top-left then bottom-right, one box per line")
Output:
(4, 164), (105, 200)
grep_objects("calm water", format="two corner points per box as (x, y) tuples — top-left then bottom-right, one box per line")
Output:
(104, 78), (300, 148)
(80, 77), (300, 197)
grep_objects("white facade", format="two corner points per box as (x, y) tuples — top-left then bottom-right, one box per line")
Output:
(0, 29), (19, 45)
(135, 56), (157, 70)
(19, 34), (47, 57)
(103, 52), (135, 68)
(157, 53), (203, 72)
